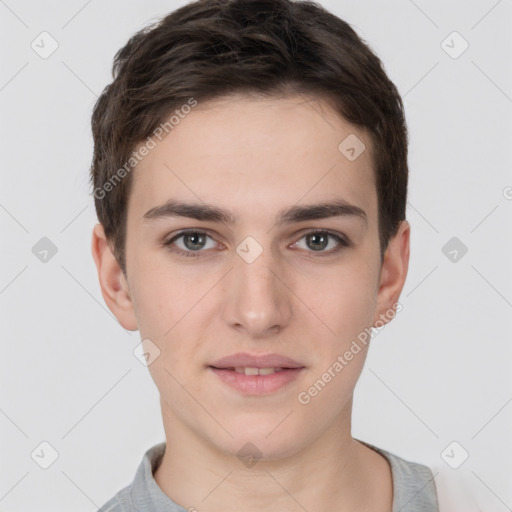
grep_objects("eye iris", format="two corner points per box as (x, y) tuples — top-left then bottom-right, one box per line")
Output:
(184, 232), (206, 250)
(307, 232), (328, 251)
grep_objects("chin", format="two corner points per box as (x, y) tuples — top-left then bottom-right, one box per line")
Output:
(212, 420), (310, 463)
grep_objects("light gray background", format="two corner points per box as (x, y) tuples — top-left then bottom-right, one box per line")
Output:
(1, 1), (511, 510)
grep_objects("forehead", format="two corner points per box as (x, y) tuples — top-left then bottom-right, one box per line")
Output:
(128, 94), (376, 223)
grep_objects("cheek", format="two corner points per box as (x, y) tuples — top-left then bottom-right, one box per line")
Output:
(128, 254), (190, 337)
(296, 266), (375, 399)
(129, 264), (205, 375)
(302, 265), (376, 334)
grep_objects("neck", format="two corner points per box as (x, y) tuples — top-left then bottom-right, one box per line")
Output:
(153, 397), (393, 512)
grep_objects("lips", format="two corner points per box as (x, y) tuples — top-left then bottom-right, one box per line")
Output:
(208, 353), (306, 394)
(209, 352), (305, 370)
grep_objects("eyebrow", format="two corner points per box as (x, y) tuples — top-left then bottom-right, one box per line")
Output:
(142, 199), (367, 226)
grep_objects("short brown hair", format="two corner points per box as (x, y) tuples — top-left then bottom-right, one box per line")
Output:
(90, 0), (408, 275)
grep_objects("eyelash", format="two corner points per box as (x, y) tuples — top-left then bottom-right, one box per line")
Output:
(162, 228), (351, 258)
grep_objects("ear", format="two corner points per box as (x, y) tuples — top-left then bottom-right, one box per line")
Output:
(91, 223), (138, 331)
(372, 220), (410, 327)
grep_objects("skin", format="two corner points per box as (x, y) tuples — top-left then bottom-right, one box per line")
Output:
(92, 93), (410, 512)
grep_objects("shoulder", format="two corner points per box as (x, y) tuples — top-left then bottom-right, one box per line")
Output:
(97, 484), (133, 512)
(357, 439), (439, 512)
(96, 442), (167, 512)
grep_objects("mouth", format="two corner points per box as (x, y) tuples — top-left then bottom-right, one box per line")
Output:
(207, 352), (306, 394)
(209, 352), (304, 370)
(208, 365), (305, 394)
(209, 366), (293, 375)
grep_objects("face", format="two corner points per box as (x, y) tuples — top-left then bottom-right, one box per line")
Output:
(92, 93), (409, 461)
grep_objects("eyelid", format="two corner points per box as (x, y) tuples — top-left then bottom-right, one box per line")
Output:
(290, 228), (351, 256)
(163, 229), (220, 254)
(163, 228), (351, 257)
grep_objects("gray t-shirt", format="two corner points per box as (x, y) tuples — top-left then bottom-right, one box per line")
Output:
(98, 440), (439, 511)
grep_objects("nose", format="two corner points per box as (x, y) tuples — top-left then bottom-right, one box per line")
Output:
(222, 243), (292, 338)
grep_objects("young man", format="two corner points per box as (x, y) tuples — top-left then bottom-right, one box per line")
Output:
(91, 0), (439, 510)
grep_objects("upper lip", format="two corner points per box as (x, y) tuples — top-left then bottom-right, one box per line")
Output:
(209, 352), (305, 369)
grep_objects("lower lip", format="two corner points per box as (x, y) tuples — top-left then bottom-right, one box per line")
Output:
(209, 367), (304, 395)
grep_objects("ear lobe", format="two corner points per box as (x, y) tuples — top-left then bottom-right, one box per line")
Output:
(91, 223), (138, 331)
(372, 220), (410, 327)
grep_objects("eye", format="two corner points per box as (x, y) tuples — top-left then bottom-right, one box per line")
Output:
(163, 230), (218, 257)
(163, 228), (351, 258)
(292, 229), (350, 256)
